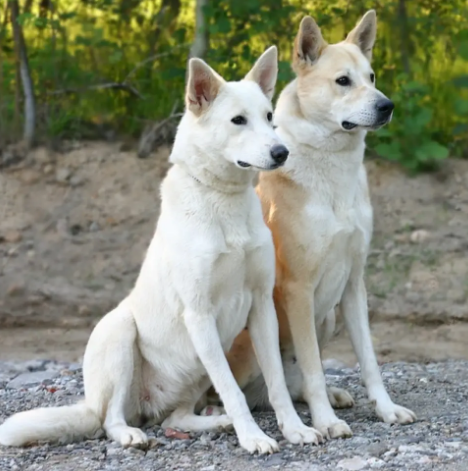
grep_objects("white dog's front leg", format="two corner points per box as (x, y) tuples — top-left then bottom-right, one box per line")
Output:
(248, 292), (322, 445)
(285, 285), (352, 439)
(183, 309), (278, 455)
(341, 278), (416, 424)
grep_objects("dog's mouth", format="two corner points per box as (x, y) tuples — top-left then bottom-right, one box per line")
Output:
(236, 161), (284, 171)
(342, 117), (392, 132)
(236, 161), (251, 168)
(342, 121), (358, 131)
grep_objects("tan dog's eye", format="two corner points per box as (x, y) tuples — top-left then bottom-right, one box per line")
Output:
(336, 76), (351, 86)
(370, 73), (375, 83)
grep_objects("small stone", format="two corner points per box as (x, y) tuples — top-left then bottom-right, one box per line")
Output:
(89, 221), (100, 232)
(322, 358), (348, 370)
(78, 305), (92, 317)
(43, 164), (54, 175)
(404, 291), (420, 304)
(446, 289), (466, 304)
(7, 371), (59, 389)
(338, 457), (368, 470)
(70, 174), (84, 187)
(365, 442), (388, 457)
(165, 428), (190, 440)
(7, 283), (25, 297)
(3, 230), (22, 243)
(19, 169), (41, 185)
(410, 229), (430, 244)
(56, 218), (69, 237)
(56, 167), (72, 184)
(263, 455), (285, 467)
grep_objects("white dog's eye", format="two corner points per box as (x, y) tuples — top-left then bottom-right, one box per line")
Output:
(231, 116), (247, 125)
(370, 73), (375, 83)
(267, 112), (273, 122)
(336, 76), (351, 86)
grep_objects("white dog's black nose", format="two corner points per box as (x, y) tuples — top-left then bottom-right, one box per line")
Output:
(376, 99), (394, 116)
(270, 145), (289, 165)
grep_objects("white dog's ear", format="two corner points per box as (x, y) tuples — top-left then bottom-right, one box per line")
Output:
(346, 10), (377, 61)
(186, 58), (225, 116)
(244, 46), (278, 100)
(293, 16), (326, 73)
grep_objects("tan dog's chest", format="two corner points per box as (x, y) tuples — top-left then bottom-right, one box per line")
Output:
(311, 204), (370, 317)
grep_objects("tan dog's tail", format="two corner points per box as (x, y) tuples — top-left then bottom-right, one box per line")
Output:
(0, 403), (102, 446)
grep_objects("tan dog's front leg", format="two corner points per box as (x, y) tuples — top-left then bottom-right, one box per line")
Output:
(341, 277), (416, 424)
(248, 291), (322, 445)
(285, 284), (352, 439)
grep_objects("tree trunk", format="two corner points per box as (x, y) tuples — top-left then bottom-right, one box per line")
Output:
(10, 0), (36, 147)
(190, 0), (208, 59)
(397, 0), (411, 75)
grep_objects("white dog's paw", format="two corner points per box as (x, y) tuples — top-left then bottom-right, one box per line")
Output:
(200, 405), (226, 417)
(115, 426), (148, 448)
(327, 386), (355, 409)
(375, 402), (416, 424)
(281, 421), (323, 445)
(315, 419), (352, 440)
(239, 431), (279, 455)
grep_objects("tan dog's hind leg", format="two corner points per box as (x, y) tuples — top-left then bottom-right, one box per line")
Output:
(318, 310), (355, 410)
(203, 328), (262, 414)
(341, 278), (416, 424)
(284, 285), (352, 439)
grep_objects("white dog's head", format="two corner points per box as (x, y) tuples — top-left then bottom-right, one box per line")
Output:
(171, 47), (288, 173)
(291, 10), (394, 133)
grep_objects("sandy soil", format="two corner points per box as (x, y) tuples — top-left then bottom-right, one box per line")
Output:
(1, 141), (467, 362)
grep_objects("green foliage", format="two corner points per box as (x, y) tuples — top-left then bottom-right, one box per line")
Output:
(0, 0), (467, 173)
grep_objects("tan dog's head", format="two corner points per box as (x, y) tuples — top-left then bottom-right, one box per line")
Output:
(292, 10), (393, 133)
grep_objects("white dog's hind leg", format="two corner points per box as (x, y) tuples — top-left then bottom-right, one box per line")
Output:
(183, 309), (278, 455)
(341, 278), (416, 424)
(163, 404), (232, 432)
(164, 377), (232, 432)
(84, 304), (148, 448)
(249, 292), (323, 446)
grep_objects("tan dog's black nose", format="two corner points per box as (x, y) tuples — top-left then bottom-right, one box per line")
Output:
(376, 99), (394, 116)
(270, 145), (289, 165)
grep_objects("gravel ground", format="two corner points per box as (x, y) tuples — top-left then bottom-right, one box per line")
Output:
(0, 360), (467, 470)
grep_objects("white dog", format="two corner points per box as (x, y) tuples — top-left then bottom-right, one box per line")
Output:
(223, 11), (417, 438)
(0, 47), (322, 454)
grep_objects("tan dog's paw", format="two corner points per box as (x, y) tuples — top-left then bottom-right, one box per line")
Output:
(375, 402), (416, 424)
(281, 421), (323, 445)
(316, 419), (352, 439)
(327, 386), (355, 409)
(239, 432), (279, 454)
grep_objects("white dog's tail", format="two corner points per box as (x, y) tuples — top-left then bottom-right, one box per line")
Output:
(0, 403), (102, 447)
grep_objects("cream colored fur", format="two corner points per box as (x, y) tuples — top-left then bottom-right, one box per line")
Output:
(220, 10), (416, 439)
(0, 47), (322, 454)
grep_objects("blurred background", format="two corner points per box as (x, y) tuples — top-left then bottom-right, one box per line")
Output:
(0, 0), (467, 363)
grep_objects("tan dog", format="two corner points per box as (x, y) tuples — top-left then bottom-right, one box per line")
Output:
(218, 10), (417, 439)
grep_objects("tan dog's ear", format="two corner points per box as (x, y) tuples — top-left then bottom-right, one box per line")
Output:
(345, 10), (377, 61)
(244, 46), (278, 101)
(292, 16), (326, 73)
(186, 58), (225, 116)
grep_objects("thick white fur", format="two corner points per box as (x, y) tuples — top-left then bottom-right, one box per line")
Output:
(0, 47), (321, 454)
(234, 11), (416, 438)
